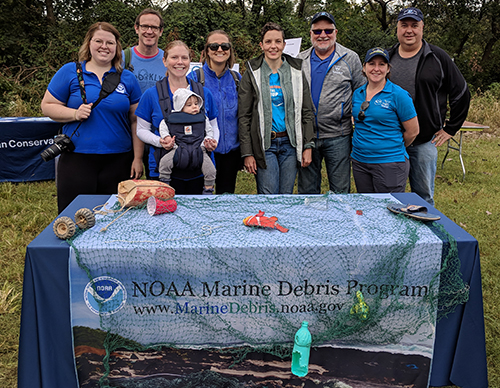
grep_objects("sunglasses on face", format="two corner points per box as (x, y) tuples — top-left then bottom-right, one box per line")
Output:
(207, 43), (231, 51)
(358, 101), (370, 121)
(312, 29), (335, 35)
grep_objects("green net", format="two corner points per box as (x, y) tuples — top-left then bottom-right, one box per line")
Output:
(68, 193), (468, 387)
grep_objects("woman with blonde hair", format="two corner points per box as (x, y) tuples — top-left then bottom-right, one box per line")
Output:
(135, 40), (219, 194)
(41, 22), (143, 213)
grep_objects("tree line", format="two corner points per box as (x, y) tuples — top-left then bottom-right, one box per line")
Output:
(0, 0), (498, 116)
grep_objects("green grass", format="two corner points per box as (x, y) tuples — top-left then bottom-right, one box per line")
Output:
(435, 133), (500, 388)
(0, 181), (57, 386)
(0, 133), (498, 387)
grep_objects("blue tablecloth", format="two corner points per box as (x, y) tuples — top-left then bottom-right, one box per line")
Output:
(18, 193), (488, 388)
(0, 117), (59, 182)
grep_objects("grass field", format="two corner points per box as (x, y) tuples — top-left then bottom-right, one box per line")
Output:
(1, 131), (499, 387)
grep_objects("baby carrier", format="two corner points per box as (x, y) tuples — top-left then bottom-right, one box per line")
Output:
(155, 79), (205, 177)
(167, 111), (205, 171)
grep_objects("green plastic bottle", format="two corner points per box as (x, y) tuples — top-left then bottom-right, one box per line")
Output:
(291, 321), (312, 377)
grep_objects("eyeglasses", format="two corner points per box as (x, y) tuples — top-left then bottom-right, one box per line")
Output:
(91, 39), (116, 47)
(207, 43), (231, 51)
(312, 29), (335, 35)
(358, 101), (370, 121)
(138, 24), (161, 32)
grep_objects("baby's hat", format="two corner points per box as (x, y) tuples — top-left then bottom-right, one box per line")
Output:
(172, 88), (203, 112)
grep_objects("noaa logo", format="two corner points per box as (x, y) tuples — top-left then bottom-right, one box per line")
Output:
(373, 98), (391, 109)
(331, 65), (344, 75)
(84, 276), (127, 316)
(403, 9), (418, 16)
(116, 83), (126, 94)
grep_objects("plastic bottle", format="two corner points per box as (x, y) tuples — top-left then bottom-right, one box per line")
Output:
(291, 321), (312, 377)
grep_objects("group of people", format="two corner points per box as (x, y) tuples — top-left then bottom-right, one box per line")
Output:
(41, 7), (470, 214)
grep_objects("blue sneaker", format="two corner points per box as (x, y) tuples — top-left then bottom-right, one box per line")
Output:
(202, 187), (214, 195)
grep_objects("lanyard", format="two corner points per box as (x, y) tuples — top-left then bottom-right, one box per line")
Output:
(75, 61), (87, 104)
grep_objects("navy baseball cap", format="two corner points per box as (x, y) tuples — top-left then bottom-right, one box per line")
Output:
(311, 11), (336, 27)
(397, 7), (424, 22)
(364, 47), (390, 64)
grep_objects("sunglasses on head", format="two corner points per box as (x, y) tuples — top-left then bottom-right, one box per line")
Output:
(312, 29), (335, 35)
(207, 43), (231, 51)
(358, 101), (370, 121)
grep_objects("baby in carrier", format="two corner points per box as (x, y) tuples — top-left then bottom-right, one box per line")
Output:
(158, 88), (217, 194)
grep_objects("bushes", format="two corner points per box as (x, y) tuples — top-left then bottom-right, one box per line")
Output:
(0, 65), (54, 117)
(1, 0), (499, 120)
(467, 83), (500, 134)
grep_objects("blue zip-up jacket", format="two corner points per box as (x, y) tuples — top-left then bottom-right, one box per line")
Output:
(188, 63), (241, 154)
(298, 43), (365, 138)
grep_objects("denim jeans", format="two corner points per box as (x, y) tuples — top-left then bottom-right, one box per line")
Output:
(407, 139), (438, 206)
(256, 137), (297, 194)
(298, 135), (351, 194)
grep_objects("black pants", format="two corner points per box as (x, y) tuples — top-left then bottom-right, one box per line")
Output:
(352, 158), (410, 194)
(57, 151), (133, 213)
(214, 148), (242, 194)
(170, 176), (204, 195)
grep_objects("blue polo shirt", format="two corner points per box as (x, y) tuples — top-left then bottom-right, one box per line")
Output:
(351, 80), (417, 163)
(47, 61), (142, 154)
(310, 49), (335, 110)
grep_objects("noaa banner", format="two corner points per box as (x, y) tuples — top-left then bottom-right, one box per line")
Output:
(69, 194), (443, 387)
(0, 117), (59, 182)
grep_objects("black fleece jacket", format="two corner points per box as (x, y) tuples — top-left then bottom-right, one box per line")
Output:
(388, 40), (470, 146)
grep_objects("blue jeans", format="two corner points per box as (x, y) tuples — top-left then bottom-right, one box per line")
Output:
(298, 135), (351, 194)
(407, 140), (438, 206)
(256, 137), (297, 194)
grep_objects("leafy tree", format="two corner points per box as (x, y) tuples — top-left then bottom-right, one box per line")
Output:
(0, 0), (499, 117)
(364, 0), (398, 31)
(163, 0), (233, 54)
(415, 0), (500, 88)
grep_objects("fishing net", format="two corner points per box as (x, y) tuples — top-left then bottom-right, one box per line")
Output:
(68, 193), (468, 387)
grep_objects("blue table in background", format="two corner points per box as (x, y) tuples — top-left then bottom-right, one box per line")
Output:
(0, 117), (59, 182)
(18, 193), (488, 388)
